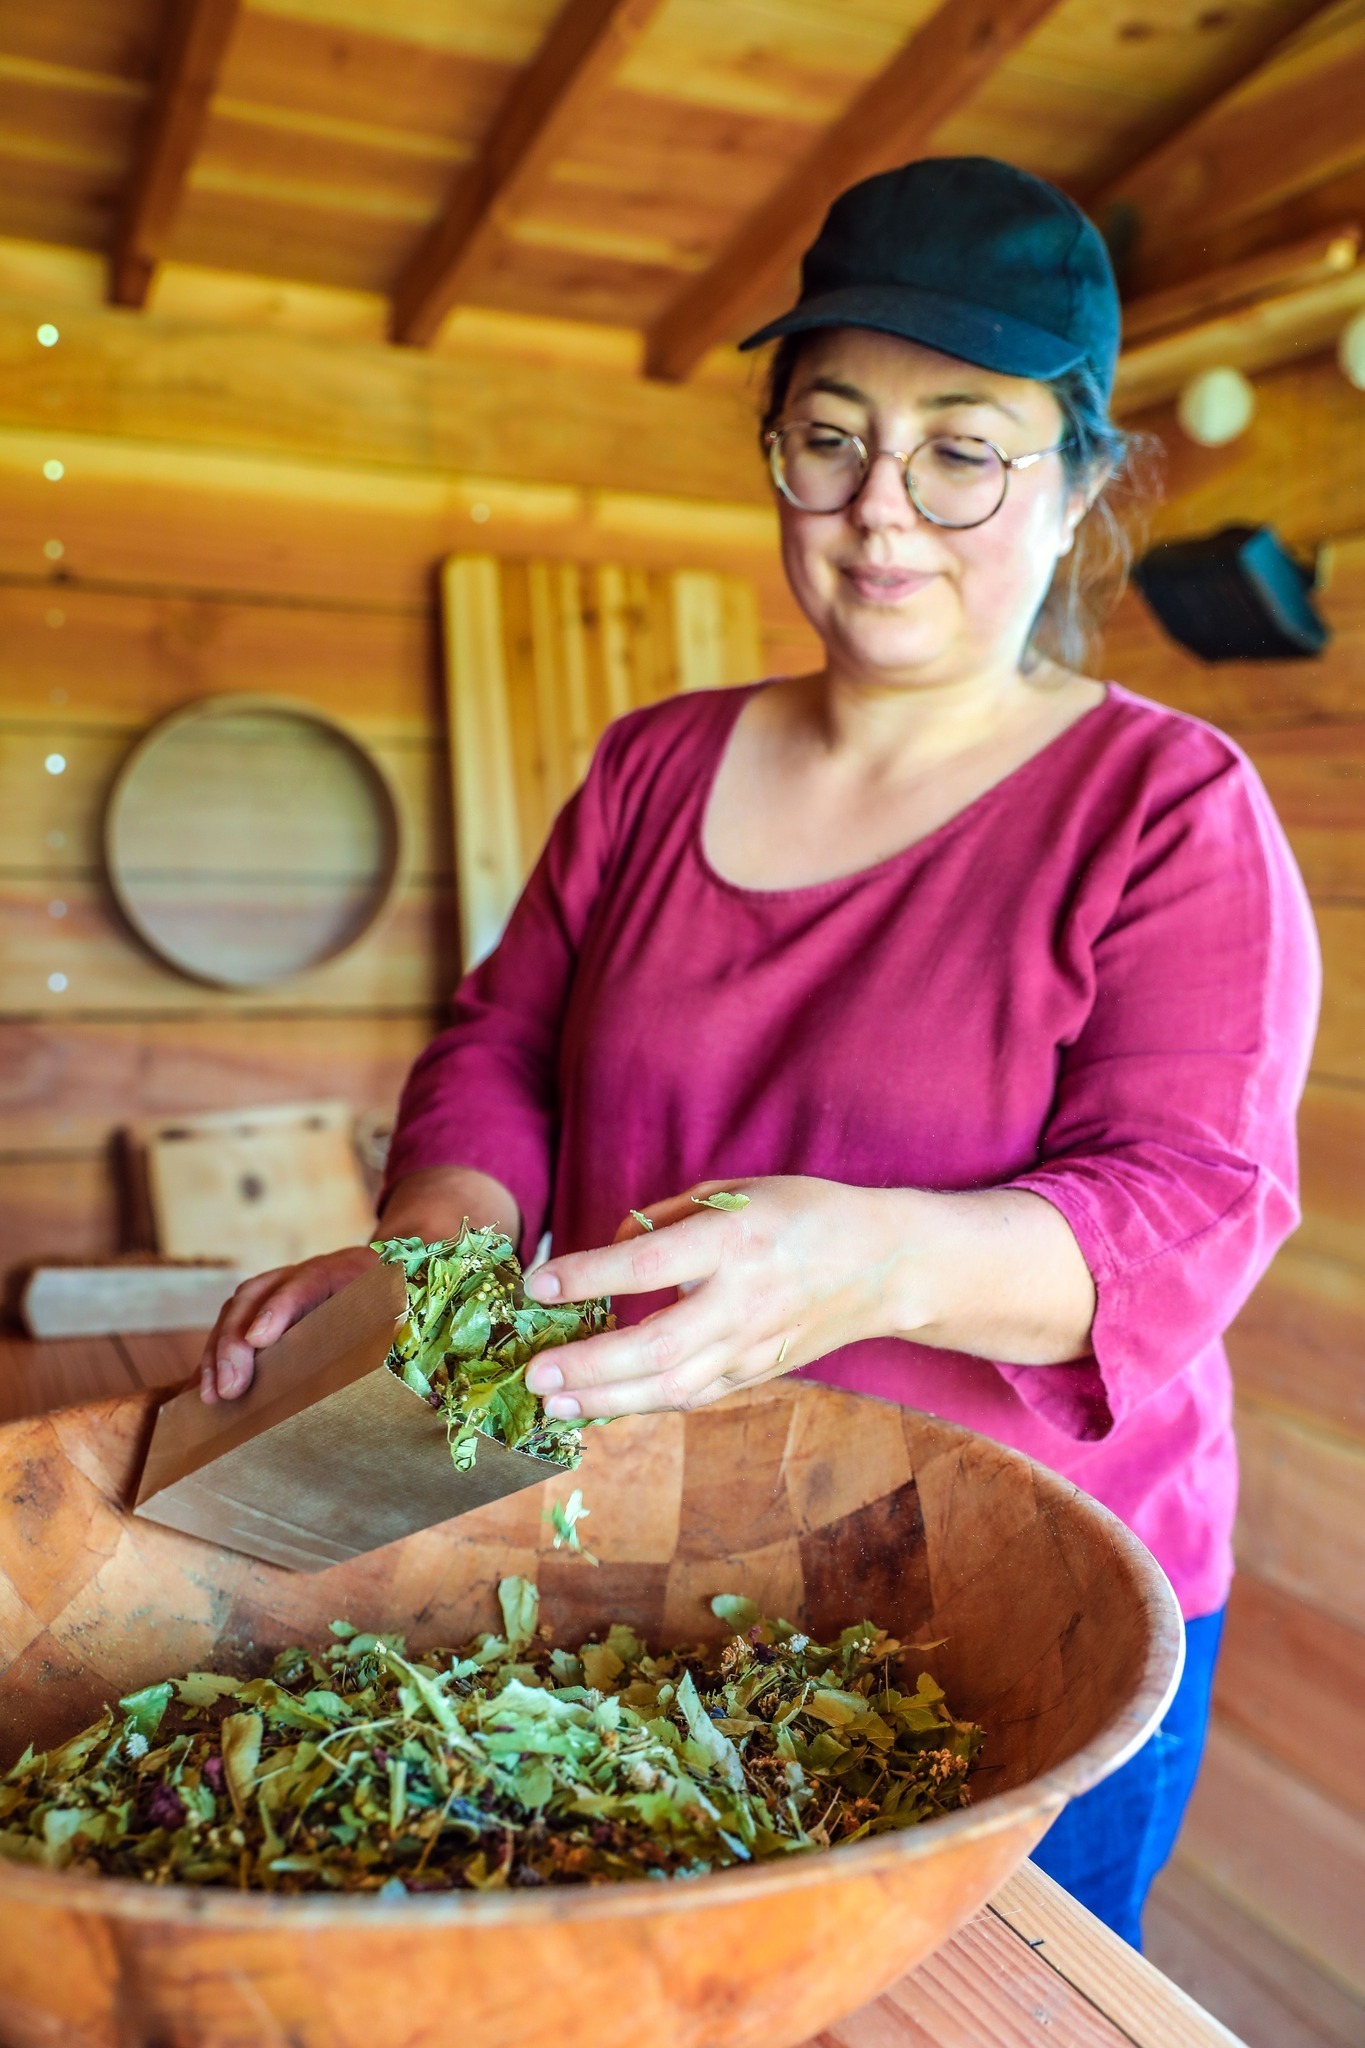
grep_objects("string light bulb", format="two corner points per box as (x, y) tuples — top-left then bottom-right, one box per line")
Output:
(1177, 366), (1256, 447)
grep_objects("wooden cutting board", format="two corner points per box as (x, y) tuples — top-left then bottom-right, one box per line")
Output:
(132, 1101), (375, 1272)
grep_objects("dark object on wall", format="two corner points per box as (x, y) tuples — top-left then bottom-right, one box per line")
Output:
(1132, 525), (1329, 662)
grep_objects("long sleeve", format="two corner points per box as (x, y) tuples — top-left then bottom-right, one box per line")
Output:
(1004, 741), (1321, 1441)
(382, 718), (634, 1263)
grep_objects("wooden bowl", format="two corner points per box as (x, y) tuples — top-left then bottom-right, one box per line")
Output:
(0, 1381), (1181, 2048)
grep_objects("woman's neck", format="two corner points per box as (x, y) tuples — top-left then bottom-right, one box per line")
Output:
(803, 651), (1065, 781)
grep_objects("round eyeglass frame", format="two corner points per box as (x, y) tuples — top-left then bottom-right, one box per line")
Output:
(763, 423), (1069, 529)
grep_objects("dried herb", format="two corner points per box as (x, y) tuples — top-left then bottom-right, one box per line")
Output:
(375, 1229), (611, 1472)
(692, 1191), (749, 1211)
(546, 1488), (597, 1564)
(0, 1585), (981, 1893)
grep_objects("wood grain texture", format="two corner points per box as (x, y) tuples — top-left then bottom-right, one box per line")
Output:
(0, 1014), (432, 1154)
(645, 0), (1067, 379)
(1226, 1244), (1365, 1439)
(1295, 1082), (1365, 1268)
(0, 1153), (123, 1276)
(444, 554), (761, 966)
(111, 0), (244, 307)
(1233, 1394), (1365, 1631)
(0, 583), (440, 735)
(985, 1862), (1243, 2048)
(0, 1378), (1182, 2048)
(0, 422), (784, 609)
(1174, 1720), (1365, 2002)
(1099, 535), (1365, 733)
(0, 873), (459, 1016)
(1147, 1859), (1365, 2048)
(0, 299), (771, 506)
(1129, 357), (1365, 549)
(0, 722), (453, 883)
(393, 0), (667, 343)
(1112, 261), (1365, 415)
(1121, 226), (1361, 345)
(1215, 1572), (1365, 1817)
(1101, 0), (1365, 290)
(0, 1333), (140, 1427)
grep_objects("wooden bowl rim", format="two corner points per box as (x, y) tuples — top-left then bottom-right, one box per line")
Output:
(102, 692), (405, 991)
(0, 1415), (1184, 1926)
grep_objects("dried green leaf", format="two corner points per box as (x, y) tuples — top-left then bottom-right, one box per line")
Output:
(118, 1683), (173, 1740)
(374, 1228), (613, 1474)
(1, 1584), (980, 1894)
(221, 1712), (263, 1821)
(629, 1210), (654, 1231)
(498, 1576), (539, 1649)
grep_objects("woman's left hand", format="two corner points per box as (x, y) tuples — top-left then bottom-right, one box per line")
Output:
(522, 1176), (912, 1419)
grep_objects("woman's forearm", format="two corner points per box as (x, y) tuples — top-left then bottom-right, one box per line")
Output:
(377, 1166), (521, 1247)
(880, 1186), (1096, 1366)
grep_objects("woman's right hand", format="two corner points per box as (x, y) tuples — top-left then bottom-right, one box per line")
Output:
(197, 1163), (523, 1405)
(199, 1245), (379, 1404)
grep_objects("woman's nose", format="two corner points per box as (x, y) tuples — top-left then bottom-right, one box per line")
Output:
(851, 451), (919, 532)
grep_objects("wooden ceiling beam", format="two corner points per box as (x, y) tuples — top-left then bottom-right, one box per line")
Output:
(110, 0), (243, 309)
(390, 0), (665, 348)
(642, 0), (1067, 384)
(1113, 226), (1365, 414)
(1121, 224), (1360, 345)
(1098, 0), (1365, 294)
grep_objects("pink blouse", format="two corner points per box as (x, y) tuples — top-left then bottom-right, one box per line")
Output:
(387, 683), (1320, 1619)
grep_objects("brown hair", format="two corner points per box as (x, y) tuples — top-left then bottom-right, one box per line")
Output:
(760, 334), (1157, 670)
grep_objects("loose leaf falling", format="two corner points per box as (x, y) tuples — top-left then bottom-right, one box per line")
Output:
(546, 1488), (597, 1565)
(374, 1228), (612, 1474)
(691, 1192), (750, 1212)
(0, 1581), (981, 1892)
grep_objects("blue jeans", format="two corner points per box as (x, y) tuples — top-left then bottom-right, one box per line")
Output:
(1031, 1606), (1225, 1951)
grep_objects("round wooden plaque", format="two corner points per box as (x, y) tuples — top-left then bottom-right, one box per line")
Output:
(105, 696), (403, 989)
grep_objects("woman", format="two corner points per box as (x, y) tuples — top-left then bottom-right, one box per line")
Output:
(201, 158), (1320, 1946)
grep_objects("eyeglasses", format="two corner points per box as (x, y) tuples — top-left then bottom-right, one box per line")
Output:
(764, 421), (1067, 529)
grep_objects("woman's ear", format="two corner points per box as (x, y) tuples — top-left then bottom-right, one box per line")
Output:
(1056, 466), (1107, 561)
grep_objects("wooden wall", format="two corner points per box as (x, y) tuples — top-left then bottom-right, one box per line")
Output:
(1103, 352), (1365, 2042)
(1, 242), (1360, 2033)
(0, 252), (812, 1288)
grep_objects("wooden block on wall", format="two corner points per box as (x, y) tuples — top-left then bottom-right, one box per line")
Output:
(136, 1102), (375, 1269)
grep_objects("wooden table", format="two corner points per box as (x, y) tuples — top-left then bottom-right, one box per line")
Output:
(0, 1331), (1242, 2048)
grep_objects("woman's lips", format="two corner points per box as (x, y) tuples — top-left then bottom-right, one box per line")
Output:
(841, 564), (937, 603)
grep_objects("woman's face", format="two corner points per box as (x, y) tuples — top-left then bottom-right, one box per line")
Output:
(771, 327), (1089, 686)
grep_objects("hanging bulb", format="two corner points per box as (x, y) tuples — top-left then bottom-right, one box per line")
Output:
(1176, 366), (1256, 446)
(1339, 309), (1365, 391)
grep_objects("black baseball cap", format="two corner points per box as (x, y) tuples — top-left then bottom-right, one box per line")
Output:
(740, 157), (1121, 403)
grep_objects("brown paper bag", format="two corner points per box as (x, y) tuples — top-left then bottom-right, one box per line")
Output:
(133, 1261), (558, 1571)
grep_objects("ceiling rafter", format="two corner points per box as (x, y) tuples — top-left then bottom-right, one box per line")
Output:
(642, 0), (1068, 384)
(1096, 0), (1365, 293)
(111, 0), (243, 309)
(390, 0), (666, 348)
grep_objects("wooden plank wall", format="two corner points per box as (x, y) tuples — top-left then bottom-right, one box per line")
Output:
(1103, 352), (1365, 2039)
(0, 266), (810, 1289)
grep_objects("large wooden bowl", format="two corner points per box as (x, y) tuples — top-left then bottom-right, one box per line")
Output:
(0, 1380), (1181, 2048)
